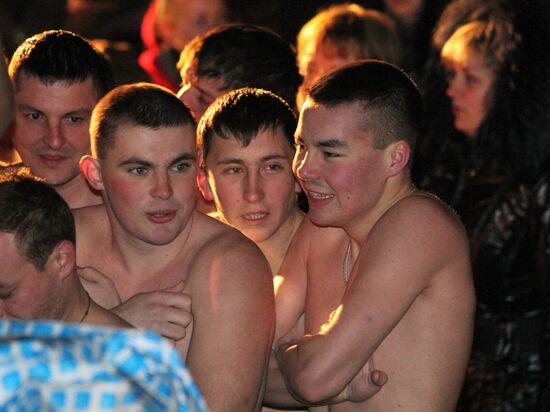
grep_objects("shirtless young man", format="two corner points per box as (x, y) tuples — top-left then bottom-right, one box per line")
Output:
(0, 171), (128, 328)
(197, 88), (304, 275)
(5, 30), (113, 209)
(75, 83), (274, 412)
(273, 61), (475, 411)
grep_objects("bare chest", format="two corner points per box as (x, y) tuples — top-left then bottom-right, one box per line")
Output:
(304, 246), (348, 333)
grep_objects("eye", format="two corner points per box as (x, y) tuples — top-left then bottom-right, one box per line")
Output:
(129, 167), (148, 176)
(465, 74), (479, 85)
(25, 112), (43, 121)
(323, 151), (341, 159)
(172, 162), (190, 172)
(0, 291), (13, 300)
(265, 163), (284, 173)
(67, 115), (85, 124)
(223, 166), (243, 174)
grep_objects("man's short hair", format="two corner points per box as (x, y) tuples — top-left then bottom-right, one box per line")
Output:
(177, 24), (302, 108)
(8, 29), (114, 98)
(0, 170), (75, 271)
(91, 82), (195, 160)
(309, 60), (422, 152)
(198, 88), (297, 162)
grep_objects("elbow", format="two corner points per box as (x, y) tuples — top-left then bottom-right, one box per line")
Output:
(291, 361), (340, 404)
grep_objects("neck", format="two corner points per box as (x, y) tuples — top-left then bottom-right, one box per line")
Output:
(257, 207), (304, 275)
(56, 174), (102, 209)
(107, 209), (195, 276)
(345, 177), (416, 244)
(62, 276), (91, 323)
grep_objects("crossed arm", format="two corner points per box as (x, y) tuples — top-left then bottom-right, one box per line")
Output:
(274, 201), (454, 404)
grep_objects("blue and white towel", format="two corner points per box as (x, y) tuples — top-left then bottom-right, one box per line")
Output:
(0, 320), (207, 411)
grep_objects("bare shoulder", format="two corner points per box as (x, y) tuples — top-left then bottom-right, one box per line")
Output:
(187, 211), (273, 288)
(378, 191), (468, 248)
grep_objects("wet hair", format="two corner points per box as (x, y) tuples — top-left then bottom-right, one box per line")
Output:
(8, 29), (114, 98)
(198, 87), (297, 161)
(297, 4), (402, 67)
(177, 24), (302, 108)
(0, 169), (75, 271)
(91, 82), (195, 160)
(308, 60), (422, 153)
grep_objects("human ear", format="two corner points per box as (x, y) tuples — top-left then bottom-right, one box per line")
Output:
(80, 155), (104, 191)
(197, 168), (214, 202)
(387, 141), (410, 177)
(51, 240), (76, 281)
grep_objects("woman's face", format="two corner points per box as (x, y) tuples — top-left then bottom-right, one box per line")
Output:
(442, 46), (496, 138)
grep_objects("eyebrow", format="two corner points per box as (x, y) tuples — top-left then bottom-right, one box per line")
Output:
(216, 154), (290, 165)
(18, 104), (93, 116)
(315, 139), (348, 149)
(118, 154), (196, 168)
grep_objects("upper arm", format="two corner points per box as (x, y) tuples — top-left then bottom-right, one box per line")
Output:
(296, 198), (470, 394)
(186, 235), (275, 412)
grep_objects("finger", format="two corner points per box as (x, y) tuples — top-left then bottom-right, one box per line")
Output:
(151, 320), (188, 341)
(150, 290), (192, 310)
(154, 304), (193, 328)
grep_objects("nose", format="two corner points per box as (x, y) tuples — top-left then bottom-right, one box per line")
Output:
(150, 171), (173, 200)
(177, 84), (199, 121)
(243, 171), (264, 203)
(446, 75), (461, 99)
(45, 120), (66, 149)
(293, 150), (317, 182)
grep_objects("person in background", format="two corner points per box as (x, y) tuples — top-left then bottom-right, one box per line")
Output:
(4, 30), (114, 209)
(296, 3), (401, 108)
(177, 23), (302, 121)
(416, 1), (550, 409)
(0, 170), (128, 328)
(139, 0), (230, 92)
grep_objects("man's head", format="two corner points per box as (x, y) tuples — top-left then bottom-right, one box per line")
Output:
(294, 60), (422, 228)
(308, 60), (421, 153)
(297, 4), (401, 108)
(155, 0), (229, 52)
(82, 83), (198, 246)
(177, 24), (302, 120)
(8, 30), (113, 188)
(197, 88), (300, 243)
(0, 170), (76, 319)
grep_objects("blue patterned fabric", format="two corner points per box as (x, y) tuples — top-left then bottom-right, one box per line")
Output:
(0, 320), (208, 411)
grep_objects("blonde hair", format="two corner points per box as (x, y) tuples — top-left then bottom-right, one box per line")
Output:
(297, 4), (402, 66)
(441, 19), (520, 74)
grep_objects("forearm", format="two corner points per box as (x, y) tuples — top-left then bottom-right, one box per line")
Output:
(276, 335), (348, 404)
(264, 350), (307, 408)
